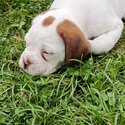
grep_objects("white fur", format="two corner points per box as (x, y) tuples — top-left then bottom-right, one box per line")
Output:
(19, 0), (125, 75)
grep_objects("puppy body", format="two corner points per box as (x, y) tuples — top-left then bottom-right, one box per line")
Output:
(51, 0), (125, 53)
(19, 0), (125, 75)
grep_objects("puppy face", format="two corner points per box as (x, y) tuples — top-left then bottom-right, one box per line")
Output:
(19, 12), (91, 76)
(19, 15), (65, 76)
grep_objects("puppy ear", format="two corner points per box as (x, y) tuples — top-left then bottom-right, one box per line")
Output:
(57, 19), (91, 65)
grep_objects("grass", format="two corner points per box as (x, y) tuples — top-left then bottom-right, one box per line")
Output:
(0, 0), (125, 124)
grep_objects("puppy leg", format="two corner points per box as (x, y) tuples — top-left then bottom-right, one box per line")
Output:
(89, 20), (124, 54)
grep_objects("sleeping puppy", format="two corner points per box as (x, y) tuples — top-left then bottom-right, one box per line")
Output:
(19, 0), (125, 76)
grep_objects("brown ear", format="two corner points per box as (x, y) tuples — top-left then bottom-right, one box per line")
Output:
(57, 19), (91, 65)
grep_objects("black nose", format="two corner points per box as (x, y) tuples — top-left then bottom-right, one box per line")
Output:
(23, 59), (32, 69)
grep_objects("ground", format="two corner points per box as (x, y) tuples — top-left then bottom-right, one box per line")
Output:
(0, 0), (125, 124)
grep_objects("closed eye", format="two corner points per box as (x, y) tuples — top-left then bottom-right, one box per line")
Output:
(41, 51), (54, 61)
(42, 51), (49, 61)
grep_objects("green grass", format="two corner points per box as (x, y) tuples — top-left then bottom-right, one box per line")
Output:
(0, 0), (125, 124)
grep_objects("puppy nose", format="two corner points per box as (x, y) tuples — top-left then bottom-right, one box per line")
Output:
(23, 59), (32, 69)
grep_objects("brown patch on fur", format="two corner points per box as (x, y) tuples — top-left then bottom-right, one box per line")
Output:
(57, 19), (91, 65)
(42, 16), (55, 26)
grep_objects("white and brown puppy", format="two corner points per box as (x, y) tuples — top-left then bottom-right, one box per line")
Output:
(19, 0), (125, 76)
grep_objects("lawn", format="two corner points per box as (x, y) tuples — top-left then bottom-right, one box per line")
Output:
(0, 0), (125, 124)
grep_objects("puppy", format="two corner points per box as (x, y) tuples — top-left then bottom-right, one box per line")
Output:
(19, 0), (125, 76)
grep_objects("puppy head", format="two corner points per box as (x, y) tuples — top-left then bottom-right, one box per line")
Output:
(19, 14), (65, 76)
(19, 13), (91, 76)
